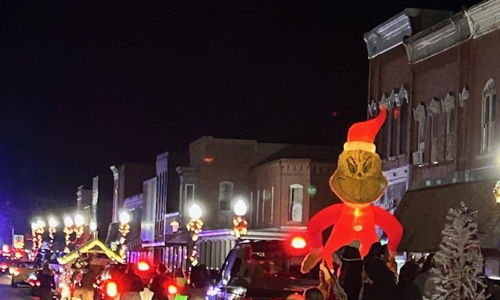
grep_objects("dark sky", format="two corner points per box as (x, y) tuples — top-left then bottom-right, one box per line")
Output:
(0, 0), (478, 234)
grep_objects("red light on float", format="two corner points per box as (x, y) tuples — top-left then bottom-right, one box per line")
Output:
(167, 284), (178, 295)
(285, 234), (309, 256)
(291, 236), (307, 249)
(137, 261), (150, 271)
(106, 281), (118, 297)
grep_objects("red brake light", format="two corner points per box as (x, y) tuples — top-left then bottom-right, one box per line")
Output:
(137, 261), (150, 271)
(167, 284), (178, 295)
(291, 236), (307, 249)
(106, 281), (118, 297)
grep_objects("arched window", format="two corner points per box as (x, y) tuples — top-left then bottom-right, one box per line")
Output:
(219, 181), (234, 212)
(481, 79), (496, 154)
(289, 184), (303, 222)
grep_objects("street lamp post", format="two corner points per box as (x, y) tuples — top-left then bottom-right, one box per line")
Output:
(232, 198), (248, 240)
(63, 216), (74, 253)
(35, 219), (45, 253)
(118, 211), (131, 259)
(31, 222), (39, 253)
(47, 217), (58, 253)
(186, 203), (203, 267)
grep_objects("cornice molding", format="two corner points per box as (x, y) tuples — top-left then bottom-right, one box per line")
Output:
(466, 0), (500, 39)
(364, 12), (412, 59)
(404, 13), (471, 63)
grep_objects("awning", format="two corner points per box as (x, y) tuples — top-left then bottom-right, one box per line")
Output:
(58, 238), (124, 265)
(395, 180), (500, 253)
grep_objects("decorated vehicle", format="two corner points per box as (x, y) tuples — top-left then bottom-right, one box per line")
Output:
(0, 257), (11, 274)
(212, 238), (319, 300)
(10, 261), (36, 287)
(57, 238), (124, 299)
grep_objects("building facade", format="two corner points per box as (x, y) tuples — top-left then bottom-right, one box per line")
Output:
(364, 1), (500, 276)
(176, 136), (339, 269)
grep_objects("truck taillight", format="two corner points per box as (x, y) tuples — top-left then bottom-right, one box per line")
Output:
(106, 281), (118, 297)
(137, 261), (150, 271)
(167, 284), (178, 295)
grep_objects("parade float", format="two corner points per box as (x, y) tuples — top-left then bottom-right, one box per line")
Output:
(302, 105), (403, 272)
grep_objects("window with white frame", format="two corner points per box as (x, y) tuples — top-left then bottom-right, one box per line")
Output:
(289, 184), (303, 222)
(181, 184), (195, 214)
(413, 103), (426, 165)
(428, 98), (443, 164)
(442, 93), (456, 160)
(219, 181), (234, 211)
(481, 79), (496, 154)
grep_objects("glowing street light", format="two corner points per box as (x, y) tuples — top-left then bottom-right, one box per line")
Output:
(186, 203), (204, 267)
(118, 211), (131, 259)
(74, 213), (85, 240)
(232, 198), (248, 239)
(64, 216), (74, 228)
(233, 198), (248, 216)
(119, 211), (131, 225)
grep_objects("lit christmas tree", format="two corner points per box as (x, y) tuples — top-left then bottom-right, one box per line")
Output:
(426, 202), (487, 300)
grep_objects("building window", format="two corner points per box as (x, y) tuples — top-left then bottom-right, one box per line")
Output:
(412, 103), (426, 165)
(399, 85), (409, 155)
(428, 98), (443, 164)
(481, 79), (496, 154)
(442, 93), (456, 160)
(219, 181), (234, 211)
(181, 184), (195, 214)
(289, 184), (303, 222)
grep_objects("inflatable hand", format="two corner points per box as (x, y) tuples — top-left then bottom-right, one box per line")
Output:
(301, 247), (323, 273)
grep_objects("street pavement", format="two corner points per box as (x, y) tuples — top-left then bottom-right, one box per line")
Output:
(0, 274), (32, 300)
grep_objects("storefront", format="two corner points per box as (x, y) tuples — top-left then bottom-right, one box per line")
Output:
(395, 180), (500, 276)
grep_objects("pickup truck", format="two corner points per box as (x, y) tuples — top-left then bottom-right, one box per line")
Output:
(212, 239), (319, 300)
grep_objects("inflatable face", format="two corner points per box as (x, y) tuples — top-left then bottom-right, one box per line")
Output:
(330, 149), (387, 205)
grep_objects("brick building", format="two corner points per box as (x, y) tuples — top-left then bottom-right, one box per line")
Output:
(364, 1), (500, 276)
(176, 136), (339, 269)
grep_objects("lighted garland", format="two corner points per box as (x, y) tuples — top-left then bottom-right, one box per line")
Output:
(118, 222), (130, 259)
(231, 216), (248, 238)
(186, 218), (203, 266)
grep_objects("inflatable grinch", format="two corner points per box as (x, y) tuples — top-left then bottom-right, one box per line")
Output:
(302, 105), (403, 272)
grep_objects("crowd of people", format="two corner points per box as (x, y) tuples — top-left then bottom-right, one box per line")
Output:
(294, 241), (499, 300)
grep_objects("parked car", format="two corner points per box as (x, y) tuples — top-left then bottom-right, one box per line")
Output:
(0, 257), (11, 274)
(10, 261), (36, 287)
(211, 238), (319, 300)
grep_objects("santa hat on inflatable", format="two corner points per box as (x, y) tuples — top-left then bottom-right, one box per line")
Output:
(343, 105), (387, 153)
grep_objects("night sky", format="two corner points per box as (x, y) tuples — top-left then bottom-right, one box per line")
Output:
(0, 0), (479, 236)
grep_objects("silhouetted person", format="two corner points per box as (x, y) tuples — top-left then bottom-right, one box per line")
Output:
(121, 264), (144, 300)
(361, 242), (398, 300)
(397, 260), (422, 300)
(38, 264), (55, 300)
(339, 245), (362, 300)
(149, 264), (170, 300)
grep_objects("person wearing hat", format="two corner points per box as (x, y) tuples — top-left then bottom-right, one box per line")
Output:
(301, 105), (403, 273)
(338, 242), (363, 300)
